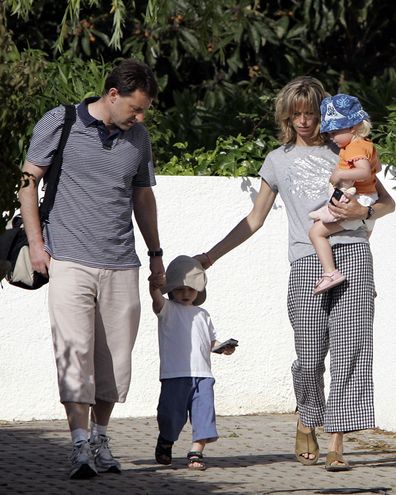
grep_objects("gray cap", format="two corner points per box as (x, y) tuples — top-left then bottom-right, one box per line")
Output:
(161, 255), (207, 305)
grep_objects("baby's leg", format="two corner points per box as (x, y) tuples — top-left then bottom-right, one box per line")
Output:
(309, 204), (337, 223)
(309, 221), (344, 273)
(310, 221), (347, 294)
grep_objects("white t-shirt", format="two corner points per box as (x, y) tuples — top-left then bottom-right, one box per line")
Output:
(157, 299), (217, 379)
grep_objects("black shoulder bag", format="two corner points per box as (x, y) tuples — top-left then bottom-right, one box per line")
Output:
(0, 104), (76, 289)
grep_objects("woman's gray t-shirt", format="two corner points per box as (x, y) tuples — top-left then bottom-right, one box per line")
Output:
(259, 143), (368, 264)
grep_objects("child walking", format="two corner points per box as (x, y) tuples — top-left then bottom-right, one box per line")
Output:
(149, 255), (236, 470)
(309, 94), (381, 295)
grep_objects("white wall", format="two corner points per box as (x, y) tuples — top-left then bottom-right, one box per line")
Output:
(1, 172), (395, 430)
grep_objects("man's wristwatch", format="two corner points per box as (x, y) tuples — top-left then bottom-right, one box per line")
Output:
(147, 248), (163, 257)
(366, 206), (374, 220)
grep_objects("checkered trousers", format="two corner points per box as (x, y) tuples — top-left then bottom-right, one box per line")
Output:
(287, 243), (375, 433)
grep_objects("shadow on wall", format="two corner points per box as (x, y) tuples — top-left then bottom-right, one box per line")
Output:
(240, 176), (284, 210)
(240, 177), (258, 204)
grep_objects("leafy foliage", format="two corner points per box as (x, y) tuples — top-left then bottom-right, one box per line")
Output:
(340, 69), (396, 177)
(374, 104), (396, 178)
(0, 12), (45, 229)
(1, 0), (396, 229)
(340, 69), (396, 127)
(0, 6), (112, 228)
(4, 0), (395, 150)
(157, 131), (277, 176)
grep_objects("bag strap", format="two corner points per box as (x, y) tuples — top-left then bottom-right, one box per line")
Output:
(39, 104), (76, 222)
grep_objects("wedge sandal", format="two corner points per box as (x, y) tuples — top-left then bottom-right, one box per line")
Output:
(325, 451), (351, 472)
(295, 421), (320, 466)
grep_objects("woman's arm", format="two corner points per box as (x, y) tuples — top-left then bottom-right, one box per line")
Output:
(371, 178), (396, 219)
(197, 179), (277, 268)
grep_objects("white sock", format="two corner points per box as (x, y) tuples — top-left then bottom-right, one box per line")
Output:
(71, 428), (88, 445)
(90, 422), (107, 440)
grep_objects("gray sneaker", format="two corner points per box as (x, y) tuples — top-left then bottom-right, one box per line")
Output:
(70, 440), (98, 480)
(90, 435), (121, 473)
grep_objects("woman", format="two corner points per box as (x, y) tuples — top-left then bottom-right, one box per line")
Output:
(197, 76), (395, 471)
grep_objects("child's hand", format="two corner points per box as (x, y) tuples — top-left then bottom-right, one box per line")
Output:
(149, 276), (166, 314)
(222, 345), (236, 355)
(212, 338), (238, 354)
(329, 169), (343, 187)
(148, 272), (166, 289)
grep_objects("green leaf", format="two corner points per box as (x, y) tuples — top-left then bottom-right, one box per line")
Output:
(179, 29), (201, 54)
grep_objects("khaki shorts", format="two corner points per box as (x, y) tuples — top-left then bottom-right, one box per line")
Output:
(48, 259), (140, 404)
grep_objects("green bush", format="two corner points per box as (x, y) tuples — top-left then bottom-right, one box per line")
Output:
(0, 29), (110, 229)
(341, 68), (396, 182)
(374, 103), (396, 180)
(156, 131), (277, 177)
(2, 0), (396, 230)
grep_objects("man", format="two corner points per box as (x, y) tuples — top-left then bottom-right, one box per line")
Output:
(19, 59), (165, 479)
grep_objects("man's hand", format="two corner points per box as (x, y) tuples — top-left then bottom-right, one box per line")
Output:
(29, 241), (50, 277)
(148, 256), (166, 289)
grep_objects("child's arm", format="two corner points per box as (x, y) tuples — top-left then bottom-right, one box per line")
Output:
(330, 158), (371, 186)
(149, 282), (165, 314)
(211, 340), (236, 355)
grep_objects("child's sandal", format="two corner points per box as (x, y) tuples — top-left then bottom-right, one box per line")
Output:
(155, 435), (174, 465)
(187, 451), (206, 471)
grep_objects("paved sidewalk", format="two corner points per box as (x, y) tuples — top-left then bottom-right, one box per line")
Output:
(0, 413), (395, 495)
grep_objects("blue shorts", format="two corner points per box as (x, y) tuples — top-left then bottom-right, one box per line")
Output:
(157, 377), (218, 443)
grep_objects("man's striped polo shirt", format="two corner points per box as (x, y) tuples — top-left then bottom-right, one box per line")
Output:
(26, 98), (156, 269)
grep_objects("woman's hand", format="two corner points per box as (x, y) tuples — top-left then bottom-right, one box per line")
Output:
(194, 253), (212, 270)
(328, 192), (367, 221)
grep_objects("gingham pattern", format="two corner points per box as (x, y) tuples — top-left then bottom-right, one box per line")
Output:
(287, 243), (375, 433)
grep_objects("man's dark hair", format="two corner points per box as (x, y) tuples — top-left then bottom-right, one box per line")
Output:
(104, 59), (158, 99)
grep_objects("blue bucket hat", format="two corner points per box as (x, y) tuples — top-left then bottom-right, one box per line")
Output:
(320, 94), (369, 133)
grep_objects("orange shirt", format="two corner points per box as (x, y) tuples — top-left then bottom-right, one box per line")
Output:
(338, 139), (379, 194)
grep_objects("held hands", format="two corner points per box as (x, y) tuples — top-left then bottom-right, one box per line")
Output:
(194, 252), (213, 270)
(148, 256), (166, 289)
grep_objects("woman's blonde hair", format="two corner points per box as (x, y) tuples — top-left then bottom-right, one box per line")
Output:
(275, 76), (329, 145)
